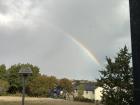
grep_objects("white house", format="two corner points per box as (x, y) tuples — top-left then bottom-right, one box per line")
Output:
(73, 82), (95, 100)
(83, 90), (94, 100)
(95, 87), (103, 101)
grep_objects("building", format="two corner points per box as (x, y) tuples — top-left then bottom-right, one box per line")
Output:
(94, 87), (103, 101)
(82, 83), (95, 100)
(73, 81), (95, 100)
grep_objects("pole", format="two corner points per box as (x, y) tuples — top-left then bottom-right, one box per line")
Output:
(22, 76), (25, 105)
(129, 0), (140, 104)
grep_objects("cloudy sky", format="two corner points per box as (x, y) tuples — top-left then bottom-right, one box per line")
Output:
(0, 0), (131, 80)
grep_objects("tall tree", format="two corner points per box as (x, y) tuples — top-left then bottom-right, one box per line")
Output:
(97, 46), (134, 105)
(28, 75), (57, 96)
(59, 78), (72, 93)
(7, 63), (40, 93)
(7, 64), (21, 93)
(46, 76), (58, 90)
(28, 75), (49, 96)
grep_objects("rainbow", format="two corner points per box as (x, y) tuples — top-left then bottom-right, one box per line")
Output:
(48, 23), (100, 66)
(67, 35), (100, 66)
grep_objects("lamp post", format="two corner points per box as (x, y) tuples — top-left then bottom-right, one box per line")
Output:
(19, 67), (32, 105)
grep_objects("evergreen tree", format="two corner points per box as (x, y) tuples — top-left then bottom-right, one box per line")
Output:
(97, 46), (134, 105)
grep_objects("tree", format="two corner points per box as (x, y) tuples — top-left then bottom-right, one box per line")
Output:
(7, 64), (21, 93)
(0, 64), (6, 80)
(77, 84), (84, 97)
(0, 79), (9, 95)
(59, 78), (72, 93)
(46, 76), (58, 90)
(7, 63), (40, 93)
(28, 75), (48, 96)
(28, 75), (57, 97)
(97, 46), (134, 105)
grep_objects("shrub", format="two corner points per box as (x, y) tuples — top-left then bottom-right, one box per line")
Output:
(74, 96), (95, 103)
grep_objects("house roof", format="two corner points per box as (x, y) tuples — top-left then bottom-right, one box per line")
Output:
(84, 83), (95, 91)
(73, 82), (95, 91)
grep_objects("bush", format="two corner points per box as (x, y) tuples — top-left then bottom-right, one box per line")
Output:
(74, 96), (95, 103)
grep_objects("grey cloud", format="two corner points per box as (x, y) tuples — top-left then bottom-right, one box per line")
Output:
(45, 0), (130, 62)
(0, 0), (131, 80)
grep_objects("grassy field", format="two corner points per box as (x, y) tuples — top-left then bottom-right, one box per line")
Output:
(0, 96), (95, 105)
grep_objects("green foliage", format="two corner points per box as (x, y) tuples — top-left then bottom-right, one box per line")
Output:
(74, 96), (95, 103)
(77, 84), (84, 97)
(0, 79), (9, 95)
(7, 64), (22, 93)
(7, 63), (40, 93)
(97, 46), (134, 105)
(0, 64), (6, 80)
(46, 76), (58, 89)
(0, 63), (74, 98)
(59, 78), (72, 93)
(28, 75), (57, 97)
(28, 75), (48, 96)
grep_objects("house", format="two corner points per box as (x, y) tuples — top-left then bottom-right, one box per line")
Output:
(73, 81), (95, 100)
(72, 80), (104, 101)
(82, 83), (95, 100)
(94, 87), (103, 101)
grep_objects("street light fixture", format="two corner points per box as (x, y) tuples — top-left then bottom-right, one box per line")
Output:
(19, 67), (32, 105)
